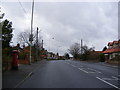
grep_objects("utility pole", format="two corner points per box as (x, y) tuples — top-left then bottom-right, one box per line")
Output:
(81, 39), (83, 54)
(42, 40), (43, 49)
(29, 0), (34, 65)
(36, 27), (38, 61)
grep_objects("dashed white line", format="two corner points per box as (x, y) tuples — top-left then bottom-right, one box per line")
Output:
(87, 68), (101, 73)
(71, 64), (77, 67)
(102, 78), (115, 80)
(112, 76), (120, 80)
(96, 77), (120, 89)
(78, 68), (88, 73)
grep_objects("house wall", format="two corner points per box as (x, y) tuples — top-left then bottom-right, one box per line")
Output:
(113, 44), (118, 48)
(108, 46), (112, 49)
(108, 52), (120, 60)
(105, 40), (120, 61)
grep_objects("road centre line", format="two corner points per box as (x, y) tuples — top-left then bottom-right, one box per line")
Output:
(87, 68), (101, 73)
(65, 62), (101, 74)
(112, 76), (120, 80)
(96, 77), (120, 89)
(78, 68), (89, 73)
(102, 78), (116, 80)
(71, 64), (77, 67)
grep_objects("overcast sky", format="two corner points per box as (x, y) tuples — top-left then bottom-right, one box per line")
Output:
(1, 1), (118, 56)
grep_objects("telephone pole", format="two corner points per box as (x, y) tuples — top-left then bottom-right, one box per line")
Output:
(42, 40), (43, 49)
(81, 39), (83, 54)
(29, 0), (34, 65)
(36, 27), (39, 61)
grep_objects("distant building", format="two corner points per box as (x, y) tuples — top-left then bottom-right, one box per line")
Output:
(47, 52), (55, 59)
(47, 52), (60, 59)
(40, 49), (47, 59)
(103, 40), (120, 60)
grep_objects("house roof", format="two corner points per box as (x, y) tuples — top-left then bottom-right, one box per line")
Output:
(95, 51), (102, 53)
(89, 51), (102, 54)
(102, 48), (120, 54)
(113, 41), (119, 44)
(108, 40), (119, 46)
(108, 42), (113, 46)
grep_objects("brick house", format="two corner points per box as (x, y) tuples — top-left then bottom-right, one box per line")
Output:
(47, 52), (59, 59)
(103, 40), (120, 60)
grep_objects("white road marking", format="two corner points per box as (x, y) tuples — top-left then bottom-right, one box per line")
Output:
(78, 68), (88, 73)
(71, 64), (77, 67)
(78, 68), (101, 74)
(87, 72), (97, 73)
(87, 68), (101, 73)
(112, 76), (120, 80)
(102, 78), (115, 80)
(14, 72), (33, 88)
(96, 77), (120, 89)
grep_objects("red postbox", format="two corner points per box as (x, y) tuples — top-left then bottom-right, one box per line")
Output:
(12, 50), (19, 70)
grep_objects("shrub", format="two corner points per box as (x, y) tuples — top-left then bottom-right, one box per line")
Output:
(99, 54), (105, 62)
(18, 51), (27, 60)
(2, 47), (13, 71)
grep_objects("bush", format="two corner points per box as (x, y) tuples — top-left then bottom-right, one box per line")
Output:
(99, 54), (105, 62)
(2, 47), (13, 72)
(18, 51), (27, 60)
(111, 55), (120, 61)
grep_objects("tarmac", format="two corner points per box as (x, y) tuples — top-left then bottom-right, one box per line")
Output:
(2, 59), (119, 89)
(2, 60), (46, 89)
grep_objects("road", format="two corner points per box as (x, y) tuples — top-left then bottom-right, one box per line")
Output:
(18, 60), (119, 88)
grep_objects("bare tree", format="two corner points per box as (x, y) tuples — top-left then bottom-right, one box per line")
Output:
(64, 53), (70, 59)
(82, 45), (94, 54)
(69, 43), (80, 59)
(81, 45), (95, 60)
(18, 30), (42, 48)
(18, 30), (30, 46)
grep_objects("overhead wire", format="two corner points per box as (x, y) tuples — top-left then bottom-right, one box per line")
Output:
(17, 0), (30, 18)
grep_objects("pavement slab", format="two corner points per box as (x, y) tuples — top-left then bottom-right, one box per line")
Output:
(2, 60), (46, 88)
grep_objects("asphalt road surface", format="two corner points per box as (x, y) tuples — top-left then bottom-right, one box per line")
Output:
(18, 60), (119, 88)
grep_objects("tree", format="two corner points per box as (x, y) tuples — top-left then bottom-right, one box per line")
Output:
(18, 30), (42, 48)
(81, 45), (94, 60)
(18, 30), (31, 46)
(2, 19), (13, 48)
(2, 19), (13, 71)
(18, 30), (43, 61)
(64, 53), (70, 59)
(102, 46), (107, 51)
(69, 43), (80, 59)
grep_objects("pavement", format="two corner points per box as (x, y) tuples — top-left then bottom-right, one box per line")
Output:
(2, 60), (46, 89)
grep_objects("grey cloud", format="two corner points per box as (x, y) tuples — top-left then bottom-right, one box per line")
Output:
(2, 2), (118, 55)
